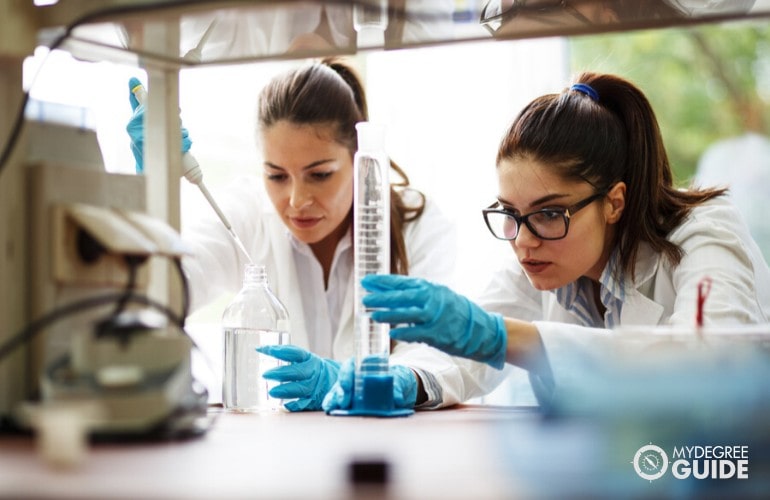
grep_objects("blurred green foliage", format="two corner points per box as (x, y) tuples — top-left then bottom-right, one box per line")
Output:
(569, 20), (770, 184)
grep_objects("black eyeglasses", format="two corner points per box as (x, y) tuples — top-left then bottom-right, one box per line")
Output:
(482, 191), (607, 241)
(479, 0), (592, 35)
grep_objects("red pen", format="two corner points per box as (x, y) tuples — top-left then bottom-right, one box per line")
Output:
(696, 276), (713, 337)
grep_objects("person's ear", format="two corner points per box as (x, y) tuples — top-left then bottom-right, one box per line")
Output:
(605, 181), (626, 224)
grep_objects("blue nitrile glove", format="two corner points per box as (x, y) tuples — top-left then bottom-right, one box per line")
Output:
(126, 77), (192, 174)
(256, 344), (340, 412)
(362, 274), (507, 369)
(321, 357), (418, 413)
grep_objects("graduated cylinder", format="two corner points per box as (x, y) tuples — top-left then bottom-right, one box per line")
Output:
(353, 121), (391, 408)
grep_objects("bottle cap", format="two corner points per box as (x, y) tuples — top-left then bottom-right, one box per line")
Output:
(243, 263), (267, 285)
(356, 122), (385, 154)
(356, 26), (385, 49)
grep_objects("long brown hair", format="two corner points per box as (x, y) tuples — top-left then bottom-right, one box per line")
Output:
(257, 57), (425, 275)
(497, 71), (726, 280)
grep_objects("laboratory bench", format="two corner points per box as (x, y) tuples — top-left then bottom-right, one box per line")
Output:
(0, 404), (540, 500)
(3, 398), (770, 500)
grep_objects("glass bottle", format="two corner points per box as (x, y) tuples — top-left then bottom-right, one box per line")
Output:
(222, 264), (290, 412)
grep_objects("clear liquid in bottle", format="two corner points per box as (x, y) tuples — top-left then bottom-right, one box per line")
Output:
(222, 264), (290, 412)
(223, 328), (290, 411)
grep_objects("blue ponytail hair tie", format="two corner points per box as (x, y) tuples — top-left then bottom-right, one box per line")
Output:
(570, 83), (599, 102)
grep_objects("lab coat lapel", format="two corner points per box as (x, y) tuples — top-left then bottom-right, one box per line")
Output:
(621, 291), (665, 324)
(620, 243), (665, 325)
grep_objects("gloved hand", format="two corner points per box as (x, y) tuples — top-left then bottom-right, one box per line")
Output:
(321, 357), (418, 413)
(256, 344), (340, 412)
(361, 274), (507, 369)
(126, 77), (192, 174)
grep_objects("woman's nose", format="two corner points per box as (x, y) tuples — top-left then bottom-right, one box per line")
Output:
(289, 183), (312, 209)
(513, 222), (540, 249)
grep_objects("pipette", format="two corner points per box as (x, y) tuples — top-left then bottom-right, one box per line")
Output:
(130, 80), (253, 265)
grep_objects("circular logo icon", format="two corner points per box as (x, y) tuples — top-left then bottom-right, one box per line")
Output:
(633, 444), (668, 481)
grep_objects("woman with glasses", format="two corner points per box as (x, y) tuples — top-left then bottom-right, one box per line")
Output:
(325, 71), (770, 409)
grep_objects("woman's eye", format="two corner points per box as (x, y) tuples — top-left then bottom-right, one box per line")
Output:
(311, 171), (333, 181)
(540, 210), (563, 222)
(265, 173), (287, 182)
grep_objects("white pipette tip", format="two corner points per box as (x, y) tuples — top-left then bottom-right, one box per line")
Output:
(228, 229), (254, 265)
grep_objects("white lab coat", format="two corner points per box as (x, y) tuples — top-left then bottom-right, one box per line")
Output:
(183, 175), (501, 408)
(476, 196), (770, 405)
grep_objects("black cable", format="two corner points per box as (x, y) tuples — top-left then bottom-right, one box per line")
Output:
(0, 251), (212, 414)
(173, 257), (191, 326)
(0, 292), (183, 364)
(0, 284), (220, 435)
(110, 255), (143, 318)
(34, 292), (216, 441)
(93, 255), (148, 344)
